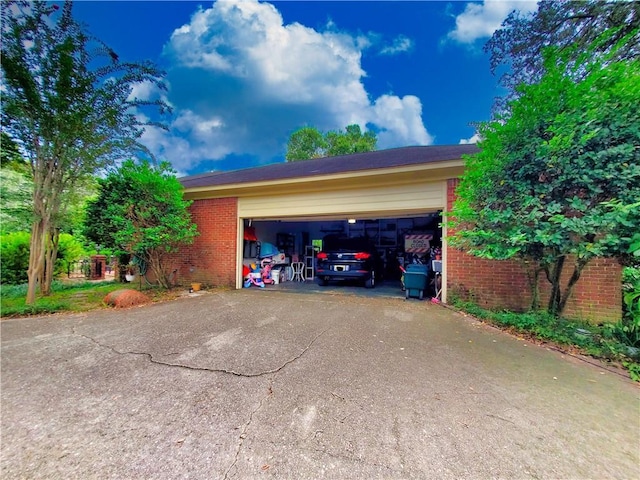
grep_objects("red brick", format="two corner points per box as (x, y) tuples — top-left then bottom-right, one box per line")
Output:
(167, 198), (238, 287)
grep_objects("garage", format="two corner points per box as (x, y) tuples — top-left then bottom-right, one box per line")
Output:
(178, 143), (622, 320)
(242, 213), (441, 293)
(180, 145), (477, 301)
(233, 147), (466, 296)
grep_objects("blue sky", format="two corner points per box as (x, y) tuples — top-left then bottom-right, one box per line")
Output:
(72, 0), (537, 176)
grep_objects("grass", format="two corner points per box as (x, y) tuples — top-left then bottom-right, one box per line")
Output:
(0, 280), (180, 318)
(451, 299), (640, 382)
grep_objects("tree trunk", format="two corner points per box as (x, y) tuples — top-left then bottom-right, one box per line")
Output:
(524, 261), (543, 311)
(42, 228), (60, 295)
(546, 256), (566, 316)
(558, 258), (588, 315)
(149, 252), (168, 289)
(545, 255), (591, 317)
(26, 218), (47, 305)
(27, 154), (49, 305)
(147, 250), (176, 289)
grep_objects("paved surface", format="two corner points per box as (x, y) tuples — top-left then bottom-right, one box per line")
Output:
(1, 289), (639, 479)
(271, 278), (412, 298)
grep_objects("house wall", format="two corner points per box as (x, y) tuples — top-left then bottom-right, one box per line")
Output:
(445, 179), (622, 322)
(173, 197), (238, 287)
(174, 180), (622, 323)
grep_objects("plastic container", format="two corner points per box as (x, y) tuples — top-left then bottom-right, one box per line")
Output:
(258, 242), (280, 258)
(404, 264), (429, 300)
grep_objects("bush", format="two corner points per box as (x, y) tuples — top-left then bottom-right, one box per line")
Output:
(56, 233), (88, 277)
(0, 232), (88, 285)
(0, 231), (30, 284)
(611, 266), (640, 349)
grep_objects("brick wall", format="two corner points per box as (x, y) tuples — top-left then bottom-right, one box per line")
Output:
(445, 179), (621, 322)
(171, 197), (238, 287)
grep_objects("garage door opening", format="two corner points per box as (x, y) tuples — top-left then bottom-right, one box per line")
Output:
(240, 213), (443, 298)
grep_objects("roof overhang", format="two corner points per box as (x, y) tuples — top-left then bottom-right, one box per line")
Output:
(183, 158), (465, 201)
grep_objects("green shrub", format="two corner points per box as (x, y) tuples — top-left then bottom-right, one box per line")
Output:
(0, 283), (28, 297)
(0, 231), (30, 284)
(614, 266), (640, 348)
(0, 232), (88, 285)
(623, 362), (640, 382)
(56, 234), (88, 277)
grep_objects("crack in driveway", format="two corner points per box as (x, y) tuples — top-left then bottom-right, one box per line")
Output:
(223, 379), (273, 480)
(73, 328), (329, 378)
(72, 327), (329, 478)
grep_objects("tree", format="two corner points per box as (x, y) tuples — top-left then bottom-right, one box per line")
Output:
(84, 160), (198, 289)
(285, 127), (327, 161)
(0, 132), (28, 172)
(285, 124), (377, 161)
(325, 124), (377, 157)
(448, 46), (640, 316)
(0, 231), (85, 285)
(1, 1), (169, 303)
(0, 131), (91, 237)
(0, 132), (32, 235)
(0, 169), (32, 234)
(486, 0), (639, 106)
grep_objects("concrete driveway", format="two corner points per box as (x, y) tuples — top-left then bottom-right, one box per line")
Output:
(1, 289), (638, 479)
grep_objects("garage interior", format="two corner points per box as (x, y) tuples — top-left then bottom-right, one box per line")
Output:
(241, 212), (443, 298)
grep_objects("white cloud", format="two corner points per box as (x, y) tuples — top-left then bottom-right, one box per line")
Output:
(140, 110), (233, 171)
(379, 35), (414, 55)
(372, 95), (433, 147)
(459, 133), (481, 144)
(127, 80), (174, 110)
(153, 0), (432, 173)
(448, 0), (537, 44)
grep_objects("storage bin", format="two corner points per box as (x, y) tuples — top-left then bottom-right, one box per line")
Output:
(404, 264), (429, 300)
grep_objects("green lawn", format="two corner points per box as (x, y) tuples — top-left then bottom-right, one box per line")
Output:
(0, 280), (177, 318)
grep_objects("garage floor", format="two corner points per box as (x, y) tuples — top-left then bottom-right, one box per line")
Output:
(266, 279), (435, 300)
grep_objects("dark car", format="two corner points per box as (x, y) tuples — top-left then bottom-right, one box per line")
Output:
(315, 235), (383, 288)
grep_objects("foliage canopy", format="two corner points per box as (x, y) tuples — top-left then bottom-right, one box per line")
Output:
(486, 0), (640, 107)
(286, 124), (377, 161)
(1, 1), (169, 302)
(448, 44), (640, 316)
(84, 160), (198, 289)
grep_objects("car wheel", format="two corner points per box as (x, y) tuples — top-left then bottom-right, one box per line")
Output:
(317, 277), (329, 286)
(365, 271), (375, 289)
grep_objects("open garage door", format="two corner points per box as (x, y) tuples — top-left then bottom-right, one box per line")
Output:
(237, 179), (445, 220)
(236, 178), (447, 295)
(238, 213), (442, 298)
